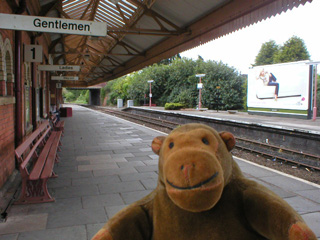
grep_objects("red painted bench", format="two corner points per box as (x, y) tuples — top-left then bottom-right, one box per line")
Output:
(14, 120), (62, 204)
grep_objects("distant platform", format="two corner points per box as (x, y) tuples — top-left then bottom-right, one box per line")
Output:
(131, 106), (320, 134)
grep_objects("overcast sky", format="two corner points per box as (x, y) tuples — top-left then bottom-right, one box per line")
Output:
(180, 1), (320, 74)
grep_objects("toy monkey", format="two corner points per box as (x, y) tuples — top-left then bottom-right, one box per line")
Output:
(92, 123), (316, 240)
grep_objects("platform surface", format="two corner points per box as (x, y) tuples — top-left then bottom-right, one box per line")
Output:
(0, 104), (319, 240)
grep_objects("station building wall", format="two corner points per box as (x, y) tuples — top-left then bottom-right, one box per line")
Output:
(0, 1), (16, 188)
(0, 1), (56, 188)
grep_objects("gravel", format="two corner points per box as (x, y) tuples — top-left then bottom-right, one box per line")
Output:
(232, 149), (320, 185)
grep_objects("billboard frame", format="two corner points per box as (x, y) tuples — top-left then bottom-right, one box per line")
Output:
(247, 61), (313, 119)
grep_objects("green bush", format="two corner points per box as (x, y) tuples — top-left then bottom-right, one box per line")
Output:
(164, 103), (184, 110)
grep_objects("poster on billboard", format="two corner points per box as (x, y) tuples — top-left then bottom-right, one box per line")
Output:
(247, 61), (311, 117)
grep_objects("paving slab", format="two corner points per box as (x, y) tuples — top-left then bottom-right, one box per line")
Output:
(119, 172), (158, 182)
(52, 184), (100, 199)
(18, 225), (87, 240)
(26, 197), (83, 214)
(296, 189), (320, 204)
(47, 207), (107, 229)
(82, 193), (124, 209)
(93, 166), (138, 177)
(0, 233), (18, 240)
(301, 212), (320, 238)
(260, 175), (318, 192)
(0, 214), (48, 235)
(98, 181), (145, 194)
(121, 190), (153, 204)
(71, 175), (120, 186)
(284, 196), (320, 214)
(105, 205), (128, 219)
(86, 223), (105, 240)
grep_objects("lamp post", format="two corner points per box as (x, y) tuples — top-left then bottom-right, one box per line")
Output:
(147, 80), (154, 107)
(313, 65), (318, 121)
(196, 74), (205, 109)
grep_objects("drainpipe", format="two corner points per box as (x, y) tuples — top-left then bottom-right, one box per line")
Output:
(14, 0), (26, 147)
(31, 36), (37, 130)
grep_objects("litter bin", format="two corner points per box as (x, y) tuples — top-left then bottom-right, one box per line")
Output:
(117, 99), (123, 108)
(60, 107), (72, 117)
(127, 100), (134, 107)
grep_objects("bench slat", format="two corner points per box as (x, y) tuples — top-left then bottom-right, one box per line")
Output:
(29, 132), (57, 181)
(41, 131), (62, 179)
(15, 121), (49, 158)
(20, 127), (51, 170)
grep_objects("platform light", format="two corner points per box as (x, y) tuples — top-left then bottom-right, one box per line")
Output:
(196, 74), (205, 109)
(147, 80), (154, 107)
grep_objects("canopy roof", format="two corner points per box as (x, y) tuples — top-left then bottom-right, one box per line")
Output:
(10, 0), (311, 87)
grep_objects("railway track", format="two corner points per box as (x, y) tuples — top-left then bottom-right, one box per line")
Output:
(85, 105), (320, 171)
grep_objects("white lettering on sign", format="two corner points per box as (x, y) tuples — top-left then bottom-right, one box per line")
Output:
(0, 14), (107, 36)
(33, 18), (90, 32)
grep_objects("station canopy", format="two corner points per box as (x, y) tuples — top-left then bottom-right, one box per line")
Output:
(18, 0), (311, 87)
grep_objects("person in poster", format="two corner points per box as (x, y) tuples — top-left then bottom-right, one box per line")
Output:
(257, 69), (280, 100)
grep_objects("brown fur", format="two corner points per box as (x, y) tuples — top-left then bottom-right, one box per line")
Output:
(92, 124), (316, 240)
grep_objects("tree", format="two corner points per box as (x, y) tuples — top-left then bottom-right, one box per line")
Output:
(202, 61), (244, 110)
(273, 36), (310, 63)
(158, 54), (182, 65)
(255, 36), (310, 66)
(102, 57), (245, 110)
(255, 40), (279, 66)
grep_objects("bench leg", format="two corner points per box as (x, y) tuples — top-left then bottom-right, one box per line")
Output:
(51, 171), (58, 178)
(15, 179), (55, 204)
(41, 178), (55, 203)
(15, 178), (28, 204)
(55, 155), (60, 163)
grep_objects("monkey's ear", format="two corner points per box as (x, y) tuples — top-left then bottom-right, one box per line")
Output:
(219, 132), (235, 151)
(151, 136), (166, 155)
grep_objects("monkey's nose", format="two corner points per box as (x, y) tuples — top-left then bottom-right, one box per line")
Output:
(180, 163), (195, 182)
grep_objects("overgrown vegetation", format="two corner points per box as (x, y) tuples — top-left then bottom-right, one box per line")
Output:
(63, 89), (89, 104)
(164, 103), (185, 110)
(101, 56), (245, 110)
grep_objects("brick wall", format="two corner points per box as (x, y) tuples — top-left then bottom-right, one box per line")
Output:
(0, 0), (15, 189)
(0, 103), (15, 188)
(0, 0), (51, 189)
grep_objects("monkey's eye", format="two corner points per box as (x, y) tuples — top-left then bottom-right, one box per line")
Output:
(169, 142), (174, 149)
(202, 138), (209, 145)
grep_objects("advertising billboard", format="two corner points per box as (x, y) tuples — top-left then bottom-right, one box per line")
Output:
(247, 61), (311, 117)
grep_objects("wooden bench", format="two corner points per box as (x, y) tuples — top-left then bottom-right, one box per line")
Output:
(50, 113), (65, 132)
(14, 120), (63, 204)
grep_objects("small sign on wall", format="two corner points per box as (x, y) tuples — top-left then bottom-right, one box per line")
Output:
(56, 83), (62, 88)
(24, 45), (43, 62)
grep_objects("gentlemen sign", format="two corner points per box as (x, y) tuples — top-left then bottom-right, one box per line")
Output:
(38, 65), (80, 71)
(0, 14), (107, 36)
(51, 76), (79, 81)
